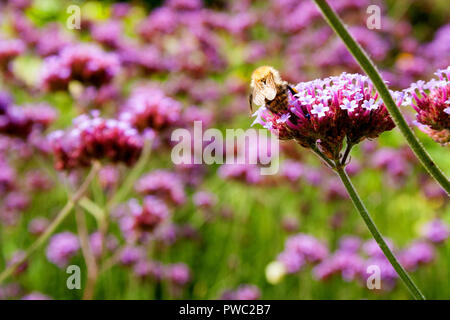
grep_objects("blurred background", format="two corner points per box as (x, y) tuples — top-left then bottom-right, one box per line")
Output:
(0, 0), (449, 300)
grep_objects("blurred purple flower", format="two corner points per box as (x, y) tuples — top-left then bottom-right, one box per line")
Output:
(135, 170), (186, 206)
(421, 219), (449, 244)
(46, 232), (80, 268)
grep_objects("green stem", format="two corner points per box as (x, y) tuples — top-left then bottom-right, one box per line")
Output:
(0, 162), (100, 284)
(313, 0), (450, 195)
(341, 141), (353, 166)
(334, 164), (425, 300)
(310, 144), (335, 169)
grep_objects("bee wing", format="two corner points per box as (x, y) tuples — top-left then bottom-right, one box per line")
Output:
(261, 72), (277, 101)
(252, 85), (266, 106)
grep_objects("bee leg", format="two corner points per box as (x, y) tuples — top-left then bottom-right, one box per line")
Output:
(248, 93), (253, 113)
(287, 85), (298, 95)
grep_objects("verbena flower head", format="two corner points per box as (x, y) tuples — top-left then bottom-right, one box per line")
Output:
(221, 285), (261, 300)
(166, 263), (191, 286)
(135, 170), (186, 206)
(133, 260), (164, 281)
(423, 24), (450, 69)
(0, 160), (16, 194)
(399, 241), (435, 272)
(0, 103), (57, 139)
(46, 232), (80, 268)
(403, 66), (450, 145)
(91, 20), (123, 49)
(338, 236), (362, 253)
(138, 7), (179, 40)
(25, 170), (53, 191)
(313, 250), (364, 282)
(284, 233), (329, 263)
(119, 86), (182, 132)
(252, 73), (396, 160)
(28, 217), (49, 236)
(41, 44), (120, 91)
(421, 219), (449, 244)
(193, 191), (217, 209)
(7, 250), (28, 276)
(124, 197), (170, 234)
(36, 24), (72, 57)
(119, 246), (144, 266)
(0, 39), (25, 71)
(49, 113), (143, 170)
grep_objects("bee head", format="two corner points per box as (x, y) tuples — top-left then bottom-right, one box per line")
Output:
(250, 66), (282, 88)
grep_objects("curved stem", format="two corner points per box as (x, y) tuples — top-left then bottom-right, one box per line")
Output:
(313, 0), (450, 195)
(341, 141), (353, 166)
(334, 163), (425, 300)
(0, 162), (101, 284)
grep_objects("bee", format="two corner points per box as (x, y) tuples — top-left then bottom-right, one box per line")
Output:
(249, 66), (297, 114)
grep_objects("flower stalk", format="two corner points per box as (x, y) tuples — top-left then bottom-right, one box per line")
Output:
(334, 161), (425, 300)
(313, 0), (450, 195)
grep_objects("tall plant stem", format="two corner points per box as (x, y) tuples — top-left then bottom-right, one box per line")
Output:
(334, 163), (425, 300)
(0, 162), (101, 284)
(313, 0), (450, 195)
(75, 207), (98, 300)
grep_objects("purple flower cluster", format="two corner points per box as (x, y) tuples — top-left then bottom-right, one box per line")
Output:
(135, 170), (186, 206)
(277, 233), (328, 274)
(0, 102), (57, 139)
(221, 284), (261, 300)
(120, 197), (170, 237)
(193, 191), (217, 209)
(0, 39), (25, 71)
(273, 225), (447, 291)
(0, 158), (16, 194)
(313, 249), (365, 282)
(41, 44), (120, 91)
(404, 66), (450, 145)
(49, 113), (143, 170)
(370, 147), (414, 187)
(46, 232), (80, 268)
(119, 86), (182, 132)
(399, 241), (435, 272)
(421, 219), (449, 244)
(253, 73), (396, 160)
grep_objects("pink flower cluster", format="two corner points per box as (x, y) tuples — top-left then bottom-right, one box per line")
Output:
(41, 44), (120, 91)
(0, 39), (25, 71)
(49, 113), (143, 170)
(119, 86), (182, 132)
(46, 232), (80, 268)
(135, 170), (186, 206)
(253, 73), (396, 160)
(404, 66), (450, 145)
(0, 101), (57, 139)
(120, 196), (170, 236)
